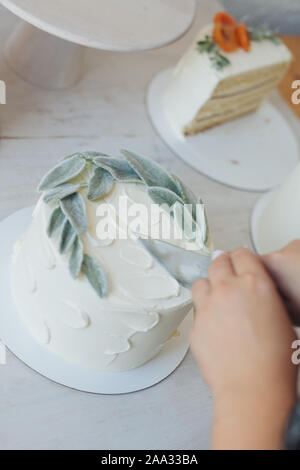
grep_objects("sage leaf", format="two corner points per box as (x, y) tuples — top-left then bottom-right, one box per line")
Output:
(82, 254), (109, 298)
(94, 156), (141, 183)
(197, 198), (210, 246)
(173, 201), (197, 242)
(172, 175), (197, 220)
(59, 219), (77, 254)
(82, 151), (109, 158)
(47, 206), (66, 237)
(148, 186), (185, 211)
(69, 236), (84, 279)
(87, 167), (114, 201)
(43, 183), (80, 204)
(60, 152), (84, 162)
(60, 192), (88, 235)
(121, 149), (180, 195)
(172, 175), (197, 205)
(38, 154), (86, 191)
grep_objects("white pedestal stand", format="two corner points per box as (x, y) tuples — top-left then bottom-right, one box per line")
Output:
(2, 0), (196, 90)
(5, 21), (85, 90)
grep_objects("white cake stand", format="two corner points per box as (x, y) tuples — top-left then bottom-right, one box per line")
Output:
(0, 206), (192, 394)
(2, 0), (196, 89)
(251, 190), (277, 254)
(147, 68), (299, 192)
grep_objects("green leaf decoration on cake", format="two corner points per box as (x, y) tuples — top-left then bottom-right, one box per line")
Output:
(197, 35), (218, 54)
(210, 52), (231, 71)
(60, 193), (88, 236)
(197, 24), (281, 70)
(173, 201), (197, 242)
(59, 219), (77, 254)
(60, 151), (85, 161)
(47, 206), (66, 237)
(172, 175), (197, 205)
(147, 186), (185, 209)
(172, 174), (198, 220)
(249, 27), (281, 45)
(87, 167), (114, 201)
(197, 35), (230, 71)
(121, 149), (180, 196)
(38, 154), (86, 191)
(39, 149), (211, 296)
(69, 236), (84, 279)
(82, 151), (110, 159)
(81, 254), (109, 298)
(43, 183), (80, 204)
(197, 197), (210, 247)
(94, 156), (141, 183)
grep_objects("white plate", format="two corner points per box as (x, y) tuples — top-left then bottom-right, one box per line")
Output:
(251, 190), (277, 255)
(147, 68), (299, 192)
(1, 0), (196, 51)
(0, 206), (192, 394)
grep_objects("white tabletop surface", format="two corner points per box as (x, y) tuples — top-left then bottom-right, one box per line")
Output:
(0, 0), (196, 51)
(0, 2), (298, 450)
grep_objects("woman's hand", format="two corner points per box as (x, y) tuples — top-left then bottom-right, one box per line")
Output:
(191, 248), (298, 450)
(262, 240), (300, 326)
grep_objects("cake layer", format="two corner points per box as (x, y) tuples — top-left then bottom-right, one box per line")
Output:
(185, 102), (259, 133)
(213, 62), (289, 98)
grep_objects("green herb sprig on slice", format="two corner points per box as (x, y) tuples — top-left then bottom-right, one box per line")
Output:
(249, 26), (281, 45)
(197, 35), (231, 71)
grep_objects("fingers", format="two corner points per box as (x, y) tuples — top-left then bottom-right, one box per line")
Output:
(262, 241), (300, 268)
(230, 247), (269, 279)
(261, 252), (282, 275)
(192, 279), (211, 307)
(283, 239), (300, 253)
(208, 252), (235, 284)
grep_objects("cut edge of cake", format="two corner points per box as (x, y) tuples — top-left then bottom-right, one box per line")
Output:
(183, 61), (291, 134)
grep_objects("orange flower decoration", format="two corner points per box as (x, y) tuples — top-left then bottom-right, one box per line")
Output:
(213, 12), (250, 53)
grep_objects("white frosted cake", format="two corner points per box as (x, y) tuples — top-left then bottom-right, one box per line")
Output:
(164, 11), (292, 136)
(11, 150), (211, 371)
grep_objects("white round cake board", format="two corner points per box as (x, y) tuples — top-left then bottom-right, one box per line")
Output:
(250, 190), (277, 254)
(147, 68), (299, 192)
(0, 206), (193, 394)
(1, 0), (196, 51)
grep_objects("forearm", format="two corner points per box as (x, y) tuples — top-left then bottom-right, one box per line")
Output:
(212, 389), (297, 450)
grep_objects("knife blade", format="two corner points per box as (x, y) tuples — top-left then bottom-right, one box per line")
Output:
(139, 238), (300, 327)
(139, 238), (216, 289)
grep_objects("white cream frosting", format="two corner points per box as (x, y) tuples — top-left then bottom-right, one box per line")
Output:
(11, 181), (195, 371)
(164, 24), (292, 137)
(26, 319), (51, 346)
(257, 163), (300, 254)
(60, 301), (90, 329)
(119, 245), (154, 269)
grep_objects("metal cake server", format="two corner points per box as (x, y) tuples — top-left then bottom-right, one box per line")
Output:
(139, 238), (300, 327)
(139, 238), (218, 289)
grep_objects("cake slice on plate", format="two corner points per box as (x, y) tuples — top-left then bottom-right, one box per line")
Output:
(164, 11), (292, 135)
(11, 150), (211, 371)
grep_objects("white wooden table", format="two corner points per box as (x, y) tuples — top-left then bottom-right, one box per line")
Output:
(0, 4), (297, 450)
